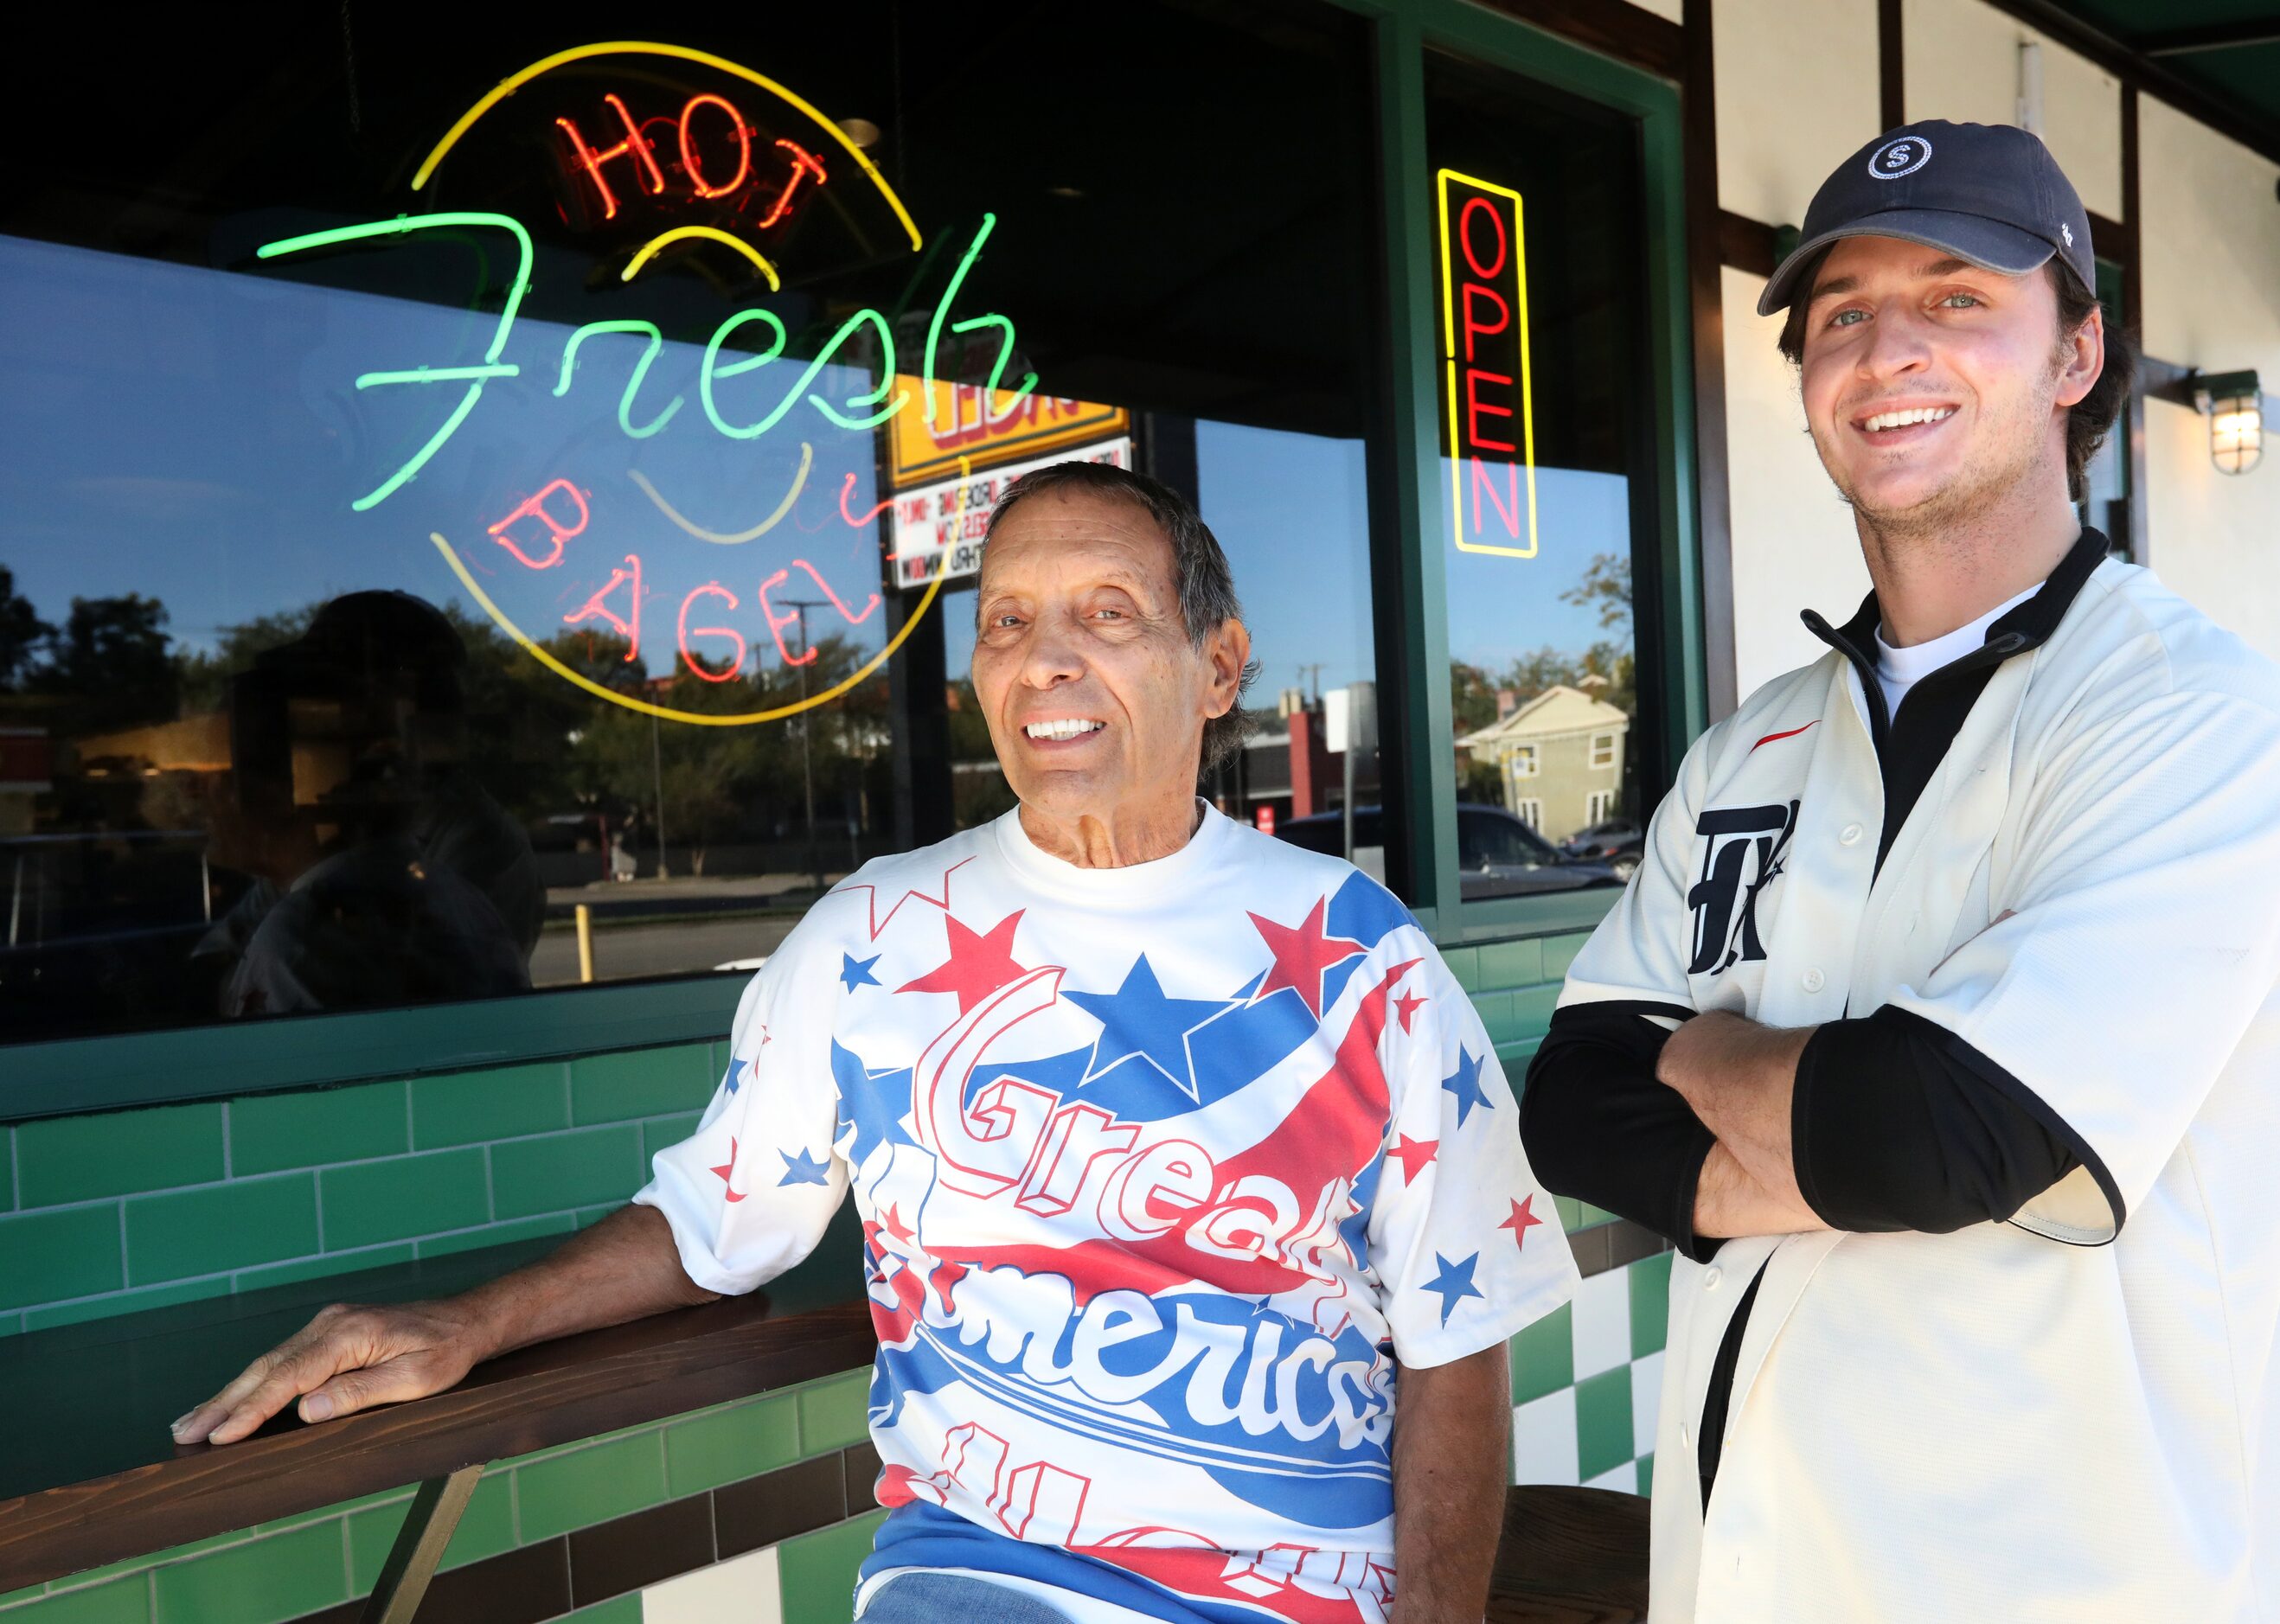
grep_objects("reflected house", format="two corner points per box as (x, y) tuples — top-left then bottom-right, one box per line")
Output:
(1456, 681), (1628, 843)
(0, 729), (52, 837)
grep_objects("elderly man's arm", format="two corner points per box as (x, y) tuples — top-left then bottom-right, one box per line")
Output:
(171, 1204), (717, 1446)
(1388, 1342), (1509, 1623)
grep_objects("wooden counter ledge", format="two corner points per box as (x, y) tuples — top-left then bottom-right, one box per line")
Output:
(0, 1218), (874, 1599)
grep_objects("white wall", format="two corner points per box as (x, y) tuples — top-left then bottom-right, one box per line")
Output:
(2139, 97), (2280, 662)
(1720, 267), (1873, 698)
(1714, 0), (1880, 229)
(1628, 0), (1682, 24)
(1901, 0), (2123, 224)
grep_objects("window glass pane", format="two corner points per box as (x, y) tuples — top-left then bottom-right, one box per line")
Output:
(1425, 52), (1656, 901)
(0, 4), (1376, 1050)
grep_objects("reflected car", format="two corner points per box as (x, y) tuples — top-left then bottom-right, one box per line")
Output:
(1274, 803), (1619, 900)
(1559, 817), (1644, 881)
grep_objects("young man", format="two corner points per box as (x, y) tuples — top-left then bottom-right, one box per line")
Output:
(176, 464), (1579, 1624)
(1522, 121), (2280, 1620)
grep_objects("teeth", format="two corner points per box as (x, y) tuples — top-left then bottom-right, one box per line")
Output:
(1024, 719), (1104, 741)
(1863, 406), (1956, 432)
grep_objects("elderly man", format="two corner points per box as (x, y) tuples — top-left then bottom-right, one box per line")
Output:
(176, 462), (1579, 1624)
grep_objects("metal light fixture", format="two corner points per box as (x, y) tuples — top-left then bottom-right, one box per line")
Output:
(2193, 369), (2264, 475)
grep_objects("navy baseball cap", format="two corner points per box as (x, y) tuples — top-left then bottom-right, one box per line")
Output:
(1757, 120), (2096, 316)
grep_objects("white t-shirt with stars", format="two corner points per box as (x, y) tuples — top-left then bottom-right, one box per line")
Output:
(637, 804), (1576, 1624)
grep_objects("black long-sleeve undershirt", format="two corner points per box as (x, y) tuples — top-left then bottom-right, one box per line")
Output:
(1518, 1001), (2078, 1253)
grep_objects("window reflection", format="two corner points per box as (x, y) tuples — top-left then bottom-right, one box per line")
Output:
(0, 3), (1380, 1048)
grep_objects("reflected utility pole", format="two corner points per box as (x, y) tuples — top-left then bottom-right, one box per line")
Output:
(780, 598), (829, 897)
(649, 707), (668, 880)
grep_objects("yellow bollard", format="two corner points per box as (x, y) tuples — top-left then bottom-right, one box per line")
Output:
(575, 903), (595, 983)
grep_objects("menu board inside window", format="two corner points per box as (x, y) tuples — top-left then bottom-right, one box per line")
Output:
(0, 3), (1382, 1056)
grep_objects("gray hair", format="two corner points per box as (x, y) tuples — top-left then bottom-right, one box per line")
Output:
(980, 461), (1259, 772)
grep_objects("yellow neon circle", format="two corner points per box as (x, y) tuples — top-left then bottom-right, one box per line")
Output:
(623, 226), (782, 289)
(432, 459), (964, 727)
(630, 444), (811, 544)
(411, 40), (923, 254)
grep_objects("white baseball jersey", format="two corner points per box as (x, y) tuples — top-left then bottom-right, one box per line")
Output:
(1562, 547), (2280, 1621)
(637, 805), (1577, 1623)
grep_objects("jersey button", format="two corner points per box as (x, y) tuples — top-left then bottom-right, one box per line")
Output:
(1802, 968), (1826, 993)
(1703, 1266), (1723, 1291)
(1840, 822), (1864, 846)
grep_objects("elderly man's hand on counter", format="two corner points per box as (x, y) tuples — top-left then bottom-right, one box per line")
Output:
(170, 1203), (717, 1446)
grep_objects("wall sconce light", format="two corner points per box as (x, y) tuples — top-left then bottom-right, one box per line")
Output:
(2192, 369), (2263, 475)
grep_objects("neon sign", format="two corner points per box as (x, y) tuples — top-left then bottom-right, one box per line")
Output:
(1437, 168), (1539, 559)
(262, 42), (1042, 730)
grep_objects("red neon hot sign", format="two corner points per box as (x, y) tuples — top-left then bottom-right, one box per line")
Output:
(550, 86), (831, 293)
(1436, 168), (1538, 559)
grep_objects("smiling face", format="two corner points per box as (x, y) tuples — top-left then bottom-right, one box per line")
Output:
(1797, 234), (2101, 534)
(970, 488), (1248, 860)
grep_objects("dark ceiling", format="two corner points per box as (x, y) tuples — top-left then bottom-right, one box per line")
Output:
(2040, 1), (2280, 163)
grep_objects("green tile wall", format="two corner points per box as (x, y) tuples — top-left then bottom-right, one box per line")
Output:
(8, 1581), (144, 1624)
(795, 1370), (871, 1453)
(125, 1175), (319, 1286)
(491, 1125), (644, 1219)
(411, 1064), (569, 1150)
(776, 1510), (889, 1624)
(517, 1433), (670, 1543)
(0, 1205), (123, 1311)
(1511, 1301), (1575, 1405)
(663, 1392), (800, 1495)
(569, 1045), (715, 1127)
(318, 1149), (490, 1251)
(232, 1083), (407, 1177)
(151, 1521), (347, 1624)
(16, 1105), (224, 1209)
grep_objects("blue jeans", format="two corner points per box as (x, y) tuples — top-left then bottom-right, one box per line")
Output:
(858, 1571), (1074, 1623)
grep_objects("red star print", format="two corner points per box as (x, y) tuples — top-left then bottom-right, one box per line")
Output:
(1499, 1194), (1543, 1250)
(1247, 897), (1366, 1018)
(1393, 988), (1428, 1033)
(710, 1137), (746, 1204)
(880, 1204), (917, 1245)
(896, 910), (1028, 1013)
(1388, 1134), (1438, 1182)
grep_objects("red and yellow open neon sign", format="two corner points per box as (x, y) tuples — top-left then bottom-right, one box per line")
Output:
(1437, 168), (1538, 559)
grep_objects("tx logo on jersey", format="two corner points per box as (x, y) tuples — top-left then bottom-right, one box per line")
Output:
(1687, 802), (1798, 975)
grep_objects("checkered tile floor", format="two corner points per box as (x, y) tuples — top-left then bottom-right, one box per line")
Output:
(1508, 1249), (1669, 1495)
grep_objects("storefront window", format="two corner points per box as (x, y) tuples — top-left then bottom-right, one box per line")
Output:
(1426, 52), (1658, 897)
(0, 4), (1377, 1049)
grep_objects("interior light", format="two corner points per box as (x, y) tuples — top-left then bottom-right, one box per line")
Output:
(836, 117), (881, 149)
(2192, 369), (2263, 476)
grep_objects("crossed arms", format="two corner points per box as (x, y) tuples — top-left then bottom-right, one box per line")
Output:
(1520, 999), (2079, 1259)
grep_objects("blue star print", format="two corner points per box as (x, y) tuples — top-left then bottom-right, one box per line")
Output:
(840, 952), (882, 993)
(1441, 1047), (1492, 1128)
(1065, 954), (1237, 1100)
(777, 1147), (830, 1186)
(1422, 1250), (1484, 1325)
